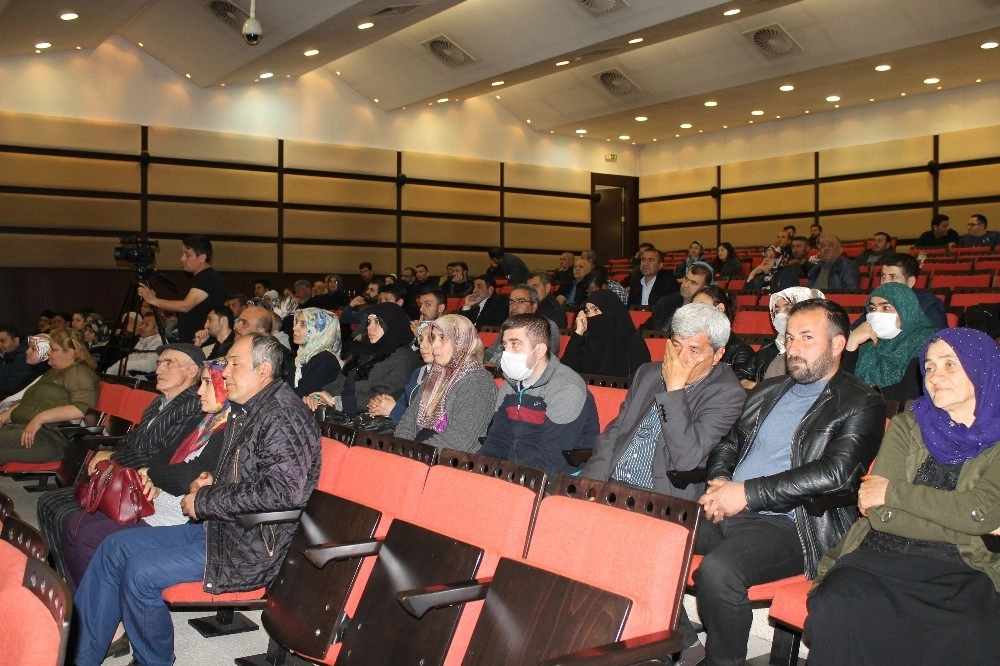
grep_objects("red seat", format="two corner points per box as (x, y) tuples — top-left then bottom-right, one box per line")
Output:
(645, 337), (668, 362)
(478, 330), (498, 349)
(557, 334), (570, 357)
(929, 270), (993, 290)
(446, 297), (463, 313)
(732, 309), (774, 336)
(0, 558), (72, 666)
(587, 385), (626, 432)
(629, 310), (652, 328)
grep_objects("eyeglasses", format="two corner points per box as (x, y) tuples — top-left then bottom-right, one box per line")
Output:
(509, 298), (533, 306)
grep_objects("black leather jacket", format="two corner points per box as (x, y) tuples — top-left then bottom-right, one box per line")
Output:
(723, 333), (756, 382)
(195, 380), (321, 593)
(707, 370), (885, 577)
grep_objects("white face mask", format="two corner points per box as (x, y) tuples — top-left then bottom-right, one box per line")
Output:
(500, 345), (540, 382)
(772, 312), (789, 337)
(866, 312), (902, 340)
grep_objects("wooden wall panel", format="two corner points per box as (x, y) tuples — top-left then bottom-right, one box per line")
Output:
(148, 126), (277, 165)
(148, 201), (276, 237)
(284, 141), (396, 176)
(505, 192), (589, 222)
(402, 152), (499, 185)
(641, 166), (715, 198)
(722, 153), (813, 188)
(504, 223), (589, 252)
(0, 153), (139, 192)
(0, 234), (122, 268)
(722, 185), (812, 218)
(820, 172), (932, 209)
(939, 125), (1000, 163)
(640, 197), (716, 226)
(284, 245), (393, 276)
(0, 194), (139, 231)
(401, 218), (498, 246)
(0, 111), (139, 153)
(402, 185), (499, 216)
(642, 225), (718, 254)
(284, 210), (396, 242)
(516, 252), (568, 274)
(284, 174), (396, 208)
(818, 210), (927, 244)
(720, 218), (813, 249)
(819, 137), (932, 177)
(940, 203), (1000, 231)
(939, 164), (1000, 200)
(504, 164), (590, 192)
(148, 164), (277, 200)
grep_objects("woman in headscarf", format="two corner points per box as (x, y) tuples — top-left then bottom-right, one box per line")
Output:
(83, 316), (112, 370)
(368, 322), (435, 423)
(290, 307), (343, 397)
(746, 286), (825, 389)
(306, 303), (421, 417)
(744, 245), (800, 294)
(394, 315), (496, 451)
(561, 290), (649, 378)
(0, 335), (52, 413)
(60, 358), (230, 596)
(843, 282), (937, 402)
(807, 328), (1000, 665)
(674, 240), (705, 278)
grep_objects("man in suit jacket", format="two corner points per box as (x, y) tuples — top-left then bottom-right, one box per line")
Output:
(458, 274), (509, 329)
(581, 303), (746, 500)
(627, 247), (679, 307)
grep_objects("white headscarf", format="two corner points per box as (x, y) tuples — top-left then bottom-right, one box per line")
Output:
(767, 287), (825, 353)
(293, 308), (343, 386)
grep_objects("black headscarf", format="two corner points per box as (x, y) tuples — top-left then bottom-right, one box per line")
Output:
(343, 302), (414, 380)
(571, 290), (649, 377)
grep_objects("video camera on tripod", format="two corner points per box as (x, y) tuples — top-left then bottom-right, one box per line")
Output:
(114, 234), (159, 281)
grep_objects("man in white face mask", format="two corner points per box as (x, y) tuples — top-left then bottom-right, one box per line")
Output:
(478, 313), (598, 476)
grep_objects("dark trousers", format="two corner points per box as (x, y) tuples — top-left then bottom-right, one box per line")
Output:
(677, 512), (804, 666)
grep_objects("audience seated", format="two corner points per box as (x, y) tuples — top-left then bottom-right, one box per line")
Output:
(0, 325), (45, 400)
(441, 261), (473, 298)
(0, 328), (99, 466)
(747, 287), (826, 389)
(368, 323), (434, 423)
(915, 213), (959, 248)
(745, 246), (800, 295)
(869, 253), (948, 330)
(483, 285), (560, 364)
(808, 235), (862, 290)
(712, 242), (743, 280)
(807, 328), (1000, 665)
(479, 313), (598, 476)
(854, 231), (893, 269)
(559, 256), (594, 307)
(552, 251), (576, 295)
(691, 285), (756, 383)
(628, 248), (678, 307)
(642, 261), (714, 332)
(487, 246), (529, 284)
(394, 315), (496, 451)
(958, 213), (999, 248)
(457, 274), (510, 329)
(581, 303), (745, 500)
(561, 290), (649, 378)
(106, 311), (162, 376)
(82, 316), (112, 370)
(673, 240), (705, 278)
(786, 235), (814, 277)
(289, 307), (342, 398)
(194, 305), (236, 361)
(525, 270), (566, 325)
(843, 282), (937, 402)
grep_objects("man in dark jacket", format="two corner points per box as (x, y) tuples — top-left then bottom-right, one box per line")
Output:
(0, 324), (41, 399)
(71, 335), (321, 666)
(675, 299), (884, 666)
(807, 235), (861, 290)
(458, 275), (510, 329)
(627, 248), (678, 307)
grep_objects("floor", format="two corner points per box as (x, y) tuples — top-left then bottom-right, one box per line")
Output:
(2, 473), (807, 665)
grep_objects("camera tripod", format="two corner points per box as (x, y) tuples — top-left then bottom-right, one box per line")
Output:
(106, 265), (176, 377)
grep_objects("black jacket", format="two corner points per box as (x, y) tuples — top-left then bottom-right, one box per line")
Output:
(627, 269), (678, 307)
(723, 333), (756, 382)
(706, 370), (885, 578)
(195, 380), (321, 593)
(460, 294), (510, 329)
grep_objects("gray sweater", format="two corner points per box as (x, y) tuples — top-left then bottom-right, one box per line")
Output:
(394, 369), (497, 452)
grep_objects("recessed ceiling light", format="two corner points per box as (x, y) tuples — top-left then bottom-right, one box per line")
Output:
(75, 45), (81, 49)
(804, 110), (810, 114)
(220, 83), (225, 87)
(779, 84), (795, 92)
(976, 78), (982, 83)
(869, 98), (875, 102)
(751, 110), (764, 116)
(776, 115), (781, 119)
(748, 121), (754, 124)
(619, 135), (630, 140)
(35, 42), (51, 49)
(900, 92), (907, 96)
(437, 98), (449, 103)
(138, 42), (143, 48)
(635, 116), (647, 122)
(724, 9), (741, 16)
(923, 77), (940, 84)
(576, 129), (587, 134)
(491, 81), (504, 87)
(834, 104), (840, 108)
(680, 123), (692, 129)
(34, 49), (40, 53)
(60, 13), (78, 21)
(826, 95), (840, 102)
(358, 22), (374, 30)
(628, 38), (643, 44)
(704, 100), (718, 107)
(556, 60), (569, 66)
(304, 49), (319, 57)
(495, 95), (500, 99)
(981, 42), (998, 50)
(875, 64), (891, 72)
(723, 125), (728, 129)
(260, 72), (273, 79)
(185, 73), (191, 79)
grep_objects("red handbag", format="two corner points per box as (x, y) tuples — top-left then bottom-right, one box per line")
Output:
(76, 459), (155, 524)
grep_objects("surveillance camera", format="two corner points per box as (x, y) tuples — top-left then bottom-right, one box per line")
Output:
(242, 17), (262, 45)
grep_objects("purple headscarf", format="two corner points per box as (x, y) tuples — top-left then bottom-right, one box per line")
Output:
(911, 328), (1000, 465)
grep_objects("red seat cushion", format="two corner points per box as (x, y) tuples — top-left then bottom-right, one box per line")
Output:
(162, 581), (265, 604)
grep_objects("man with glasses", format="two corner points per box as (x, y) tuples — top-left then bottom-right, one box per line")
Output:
(958, 213), (999, 248)
(483, 285), (560, 364)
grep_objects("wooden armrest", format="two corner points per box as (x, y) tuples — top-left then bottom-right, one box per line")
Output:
(540, 629), (683, 666)
(803, 493), (857, 517)
(396, 579), (491, 619)
(563, 448), (593, 467)
(303, 539), (382, 568)
(236, 509), (303, 529)
(665, 468), (707, 490)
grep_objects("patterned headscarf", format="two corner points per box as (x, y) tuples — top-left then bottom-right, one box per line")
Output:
(768, 286), (825, 353)
(416, 315), (484, 432)
(855, 282), (936, 387)
(293, 308), (343, 387)
(28, 335), (52, 362)
(912, 328), (1000, 465)
(169, 359), (231, 464)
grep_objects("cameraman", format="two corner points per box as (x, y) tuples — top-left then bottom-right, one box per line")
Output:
(138, 235), (225, 343)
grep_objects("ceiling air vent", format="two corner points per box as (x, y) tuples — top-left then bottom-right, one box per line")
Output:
(575, 0), (630, 18)
(593, 68), (639, 96)
(743, 23), (803, 59)
(371, 4), (424, 18)
(205, 1), (247, 27)
(421, 35), (475, 67)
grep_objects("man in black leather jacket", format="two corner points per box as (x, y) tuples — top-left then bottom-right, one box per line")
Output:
(676, 299), (884, 666)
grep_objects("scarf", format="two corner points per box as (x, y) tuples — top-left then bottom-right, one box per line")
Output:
(855, 283), (936, 387)
(28, 335), (52, 362)
(768, 287), (825, 354)
(416, 315), (484, 432)
(342, 303), (414, 381)
(169, 362), (230, 463)
(577, 290), (644, 376)
(911, 328), (1000, 465)
(759, 245), (787, 293)
(293, 307), (343, 386)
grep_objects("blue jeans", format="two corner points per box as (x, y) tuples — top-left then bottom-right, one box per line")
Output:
(71, 522), (206, 666)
